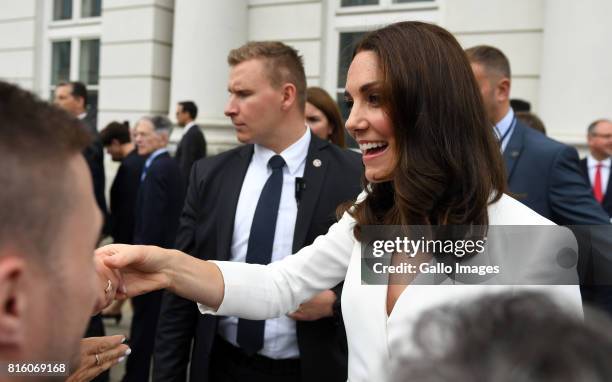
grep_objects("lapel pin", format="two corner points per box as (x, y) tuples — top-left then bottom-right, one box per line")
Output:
(313, 159), (322, 167)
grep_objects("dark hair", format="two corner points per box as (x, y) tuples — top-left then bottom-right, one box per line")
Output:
(58, 81), (88, 107)
(306, 87), (346, 147)
(516, 111), (547, 135)
(345, 22), (505, 237)
(465, 45), (511, 79)
(228, 41), (307, 111)
(510, 98), (531, 112)
(0, 81), (90, 261)
(178, 101), (198, 120)
(392, 292), (612, 382)
(100, 121), (131, 146)
(588, 119), (612, 136)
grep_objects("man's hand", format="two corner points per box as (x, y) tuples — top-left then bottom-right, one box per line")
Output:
(66, 335), (130, 382)
(98, 244), (174, 299)
(288, 290), (336, 321)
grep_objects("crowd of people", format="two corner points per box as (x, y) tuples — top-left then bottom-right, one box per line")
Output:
(1, 20), (612, 382)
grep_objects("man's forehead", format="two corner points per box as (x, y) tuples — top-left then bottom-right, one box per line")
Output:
(229, 59), (267, 84)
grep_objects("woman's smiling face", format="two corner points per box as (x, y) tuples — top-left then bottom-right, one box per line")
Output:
(344, 51), (397, 183)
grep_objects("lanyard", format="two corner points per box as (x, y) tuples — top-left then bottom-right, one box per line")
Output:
(495, 116), (517, 148)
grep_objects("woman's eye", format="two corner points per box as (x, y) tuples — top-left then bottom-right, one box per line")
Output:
(368, 94), (381, 106)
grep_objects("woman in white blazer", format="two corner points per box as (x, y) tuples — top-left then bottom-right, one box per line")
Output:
(99, 21), (582, 381)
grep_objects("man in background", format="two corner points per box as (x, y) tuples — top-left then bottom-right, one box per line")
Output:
(125, 116), (185, 382)
(580, 119), (612, 219)
(175, 100), (207, 183)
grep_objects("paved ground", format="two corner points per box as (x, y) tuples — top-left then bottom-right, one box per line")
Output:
(103, 303), (133, 382)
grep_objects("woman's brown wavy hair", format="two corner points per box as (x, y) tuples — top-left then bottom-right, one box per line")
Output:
(344, 22), (506, 240)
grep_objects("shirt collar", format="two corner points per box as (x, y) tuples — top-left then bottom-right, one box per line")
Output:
(494, 108), (515, 140)
(144, 147), (168, 168)
(587, 154), (611, 168)
(253, 127), (310, 176)
(77, 112), (87, 120)
(184, 121), (196, 133)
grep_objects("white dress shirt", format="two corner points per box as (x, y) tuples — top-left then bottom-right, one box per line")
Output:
(217, 127), (311, 359)
(494, 108), (516, 153)
(183, 121), (196, 134)
(587, 155), (611, 196)
(202, 193), (583, 381)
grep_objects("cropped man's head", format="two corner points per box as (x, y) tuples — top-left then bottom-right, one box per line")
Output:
(0, 81), (102, 369)
(587, 119), (612, 160)
(224, 41), (306, 150)
(176, 101), (198, 127)
(54, 81), (88, 117)
(100, 121), (132, 161)
(466, 45), (512, 124)
(134, 115), (172, 155)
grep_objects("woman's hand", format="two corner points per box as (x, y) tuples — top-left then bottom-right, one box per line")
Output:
(97, 244), (175, 299)
(66, 335), (130, 382)
(92, 250), (122, 313)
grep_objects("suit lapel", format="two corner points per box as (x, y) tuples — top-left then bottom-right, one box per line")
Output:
(292, 136), (329, 253)
(502, 122), (525, 182)
(217, 145), (253, 261)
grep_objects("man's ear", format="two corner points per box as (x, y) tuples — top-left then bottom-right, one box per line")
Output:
(496, 77), (511, 103)
(280, 83), (298, 111)
(0, 254), (26, 347)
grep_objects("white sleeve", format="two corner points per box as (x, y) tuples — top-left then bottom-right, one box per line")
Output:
(198, 210), (357, 320)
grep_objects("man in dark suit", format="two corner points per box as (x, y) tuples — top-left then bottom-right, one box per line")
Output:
(467, 45), (612, 313)
(153, 42), (362, 382)
(54, 80), (109, 382)
(54, 81), (108, 233)
(175, 100), (207, 183)
(126, 116), (185, 382)
(580, 119), (612, 219)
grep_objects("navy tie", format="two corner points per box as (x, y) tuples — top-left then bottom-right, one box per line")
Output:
(237, 155), (286, 355)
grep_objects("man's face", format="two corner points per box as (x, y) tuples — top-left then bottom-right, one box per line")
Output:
(106, 140), (124, 161)
(588, 121), (612, 159)
(134, 120), (164, 155)
(175, 104), (190, 127)
(54, 85), (84, 117)
(471, 62), (498, 124)
(25, 155), (101, 368)
(224, 59), (284, 147)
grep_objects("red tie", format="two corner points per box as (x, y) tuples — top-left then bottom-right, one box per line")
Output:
(593, 163), (603, 203)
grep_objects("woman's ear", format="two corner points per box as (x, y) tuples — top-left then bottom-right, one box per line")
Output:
(0, 254), (26, 348)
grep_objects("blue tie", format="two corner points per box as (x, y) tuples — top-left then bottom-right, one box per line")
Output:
(236, 154), (286, 355)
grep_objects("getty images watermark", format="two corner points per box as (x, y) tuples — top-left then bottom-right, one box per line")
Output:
(360, 225), (612, 286)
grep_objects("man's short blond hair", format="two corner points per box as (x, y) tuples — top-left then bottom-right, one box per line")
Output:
(228, 41), (307, 111)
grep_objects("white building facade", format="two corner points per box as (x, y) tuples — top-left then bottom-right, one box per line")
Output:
(1, 0), (611, 154)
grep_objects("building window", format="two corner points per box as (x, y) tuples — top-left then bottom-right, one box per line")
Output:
(81, 0), (102, 18)
(51, 41), (71, 84)
(341, 0), (379, 6)
(392, 0), (434, 3)
(80, 39), (100, 85)
(52, 0), (102, 20)
(53, 0), (72, 21)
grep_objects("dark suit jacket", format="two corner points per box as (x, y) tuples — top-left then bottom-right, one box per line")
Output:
(133, 152), (186, 247)
(504, 121), (612, 313)
(504, 121), (609, 225)
(579, 158), (612, 218)
(110, 149), (146, 244)
(153, 135), (363, 382)
(80, 112), (108, 234)
(175, 124), (207, 184)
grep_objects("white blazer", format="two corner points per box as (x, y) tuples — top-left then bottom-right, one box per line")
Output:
(199, 193), (583, 381)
